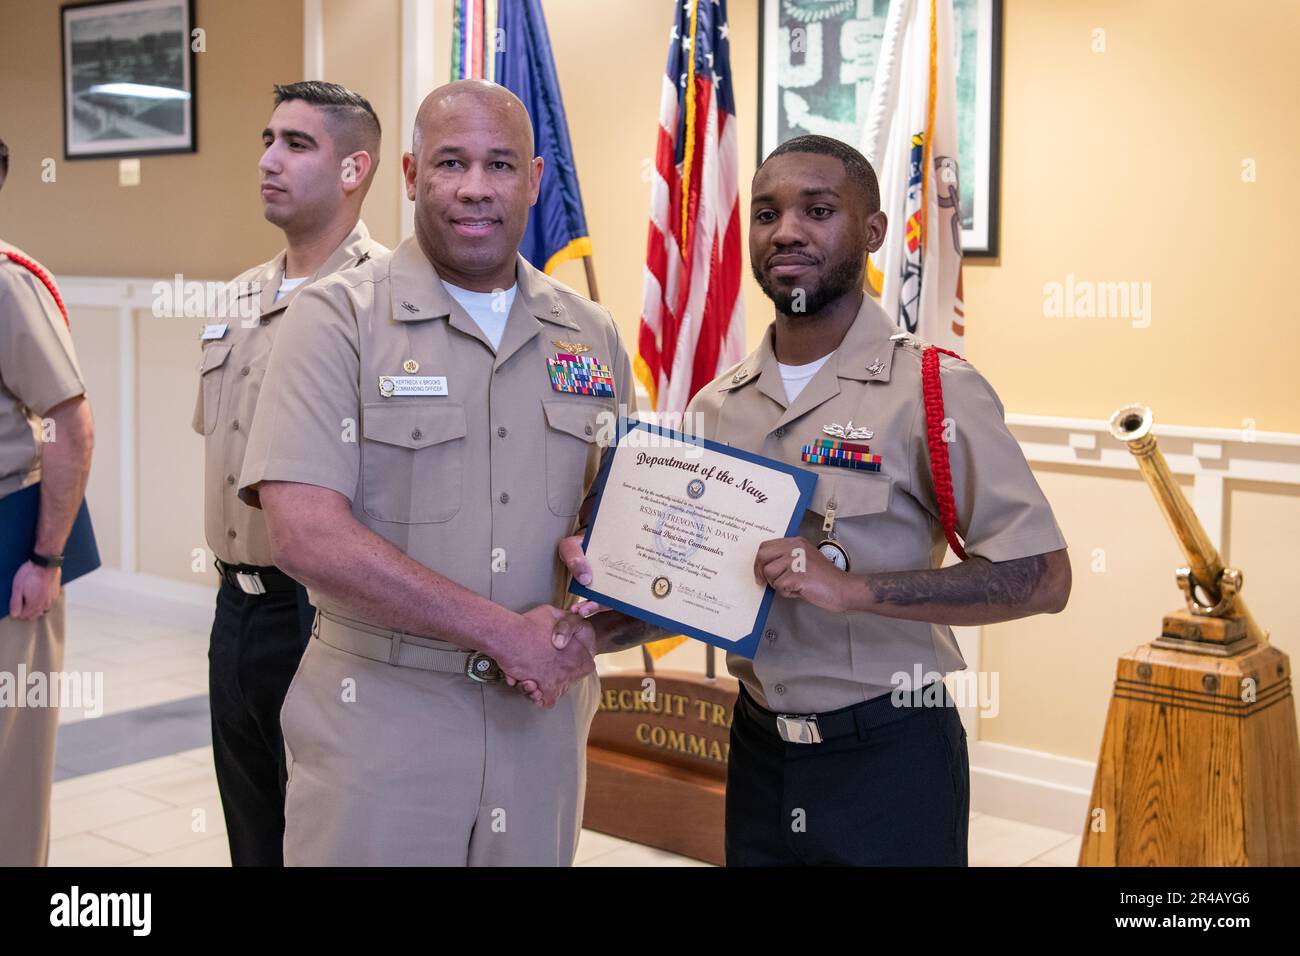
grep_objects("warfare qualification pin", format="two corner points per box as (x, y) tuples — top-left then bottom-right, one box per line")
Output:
(552, 339), (590, 354)
(823, 420), (874, 440)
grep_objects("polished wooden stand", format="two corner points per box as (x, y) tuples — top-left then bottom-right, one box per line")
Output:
(583, 670), (737, 865)
(1079, 612), (1300, 865)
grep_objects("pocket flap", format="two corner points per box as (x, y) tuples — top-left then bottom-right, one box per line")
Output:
(542, 398), (602, 443)
(809, 472), (893, 518)
(362, 402), (467, 450)
(199, 342), (233, 374)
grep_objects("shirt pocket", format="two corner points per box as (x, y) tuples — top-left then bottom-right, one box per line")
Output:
(541, 398), (603, 517)
(360, 402), (467, 524)
(196, 342), (233, 436)
(808, 470), (893, 520)
(807, 471), (894, 569)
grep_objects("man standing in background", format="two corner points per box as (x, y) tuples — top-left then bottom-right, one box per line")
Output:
(0, 136), (96, 865)
(194, 83), (387, 866)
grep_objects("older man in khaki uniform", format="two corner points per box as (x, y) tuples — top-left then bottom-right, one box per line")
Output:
(559, 135), (1070, 866)
(0, 187), (95, 862)
(195, 81), (387, 866)
(238, 80), (632, 865)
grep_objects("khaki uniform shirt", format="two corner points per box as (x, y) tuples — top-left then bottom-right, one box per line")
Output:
(194, 221), (386, 565)
(686, 295), (1066, 713)
(0, 241), (86, 498)
(238, 235), (636, 622)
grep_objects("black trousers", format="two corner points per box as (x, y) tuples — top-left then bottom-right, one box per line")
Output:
(725, 682), (970, 866)
(208, 576), (314, 867)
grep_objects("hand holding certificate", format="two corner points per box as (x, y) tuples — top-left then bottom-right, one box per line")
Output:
(569, 419), (815, 658)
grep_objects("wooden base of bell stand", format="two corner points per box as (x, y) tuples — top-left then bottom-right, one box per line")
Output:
(1080, 611), (1300, 865)
(583, 670), (738, 866)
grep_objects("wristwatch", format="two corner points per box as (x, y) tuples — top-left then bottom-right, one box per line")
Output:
(29, 551), (64, 569)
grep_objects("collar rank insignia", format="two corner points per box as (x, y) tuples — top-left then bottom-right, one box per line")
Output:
(548, 349), (614, 397)
(801, 438), (882, 472)
(400, 301), (419, 314)
(823, 421), (873, 440)
(866, 358), (886, 376)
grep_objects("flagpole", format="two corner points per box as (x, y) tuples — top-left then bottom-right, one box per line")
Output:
(575, 247), (645, 671)
(582, 253), (601, 303)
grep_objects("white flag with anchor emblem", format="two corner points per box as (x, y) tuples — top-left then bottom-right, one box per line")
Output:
(860, 0), (964, 353)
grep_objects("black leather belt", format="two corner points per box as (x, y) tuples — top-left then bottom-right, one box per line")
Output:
(736, 681), (941, 745)
(215, 558), (299, 596)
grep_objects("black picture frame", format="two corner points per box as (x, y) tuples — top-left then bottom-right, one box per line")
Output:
(60, 0), (198, 161)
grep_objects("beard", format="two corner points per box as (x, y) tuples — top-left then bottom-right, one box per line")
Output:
(753, 250), (863, 319)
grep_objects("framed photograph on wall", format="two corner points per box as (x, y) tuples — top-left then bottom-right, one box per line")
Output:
(61, 0), (197, 160)
(759, 0), (1003, 257)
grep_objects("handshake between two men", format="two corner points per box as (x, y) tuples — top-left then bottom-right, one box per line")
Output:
(499, 534), (616, 709)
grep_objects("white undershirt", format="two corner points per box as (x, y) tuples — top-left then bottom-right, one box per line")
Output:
(777, 352), (834, 403)
(274, 275), (308, 302)
(443, 281), (517, 351)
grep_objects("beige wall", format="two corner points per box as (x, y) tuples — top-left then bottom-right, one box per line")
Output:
(963, 1), (1300, 433)
(321, 0), (403, 249)
(0, 0), (304, 279)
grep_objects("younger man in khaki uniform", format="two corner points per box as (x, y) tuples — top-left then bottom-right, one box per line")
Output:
(558, 136), (1071, 865)
(1, 137), (96, 866)
(239, 81), (631, 865)
(195, 82), (387, 866)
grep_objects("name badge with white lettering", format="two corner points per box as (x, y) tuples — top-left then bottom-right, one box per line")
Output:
(378, 375), (448, 398)
(201, 323), (228, 340)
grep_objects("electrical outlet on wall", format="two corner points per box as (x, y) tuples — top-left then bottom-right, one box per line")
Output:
(118, 159), (140, 187)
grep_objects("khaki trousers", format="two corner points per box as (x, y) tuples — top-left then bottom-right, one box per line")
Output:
(0, 593), (65, 866)
(280, 627), (599, 866)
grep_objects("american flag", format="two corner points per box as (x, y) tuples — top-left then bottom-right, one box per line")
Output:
(636, 0), (744, 416)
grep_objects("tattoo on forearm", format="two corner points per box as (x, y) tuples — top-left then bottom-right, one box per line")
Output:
(868, 554), (1048, 608)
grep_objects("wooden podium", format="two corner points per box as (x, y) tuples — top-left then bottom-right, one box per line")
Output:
(1080, 405), (1300, 865)
(583, 670), (737, 866)
(1079, 618), (1300, 865)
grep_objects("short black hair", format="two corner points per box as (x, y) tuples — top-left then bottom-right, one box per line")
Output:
(0, 137), (8, 182)
(272, 81), (381, 161)
(761, 134), (880, 213)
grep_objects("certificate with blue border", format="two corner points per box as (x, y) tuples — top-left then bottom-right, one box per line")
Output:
(569, 418), (815, 659)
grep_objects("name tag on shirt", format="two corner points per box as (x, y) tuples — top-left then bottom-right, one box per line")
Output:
(378, 375), (448, 398)
(201, 323), (228, 340)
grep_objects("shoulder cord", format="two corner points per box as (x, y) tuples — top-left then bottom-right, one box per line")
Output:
(2, 251), (69, 327)
(921, 344), (968, 560)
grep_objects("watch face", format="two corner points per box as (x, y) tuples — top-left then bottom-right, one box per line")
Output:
(817, 539), (850, 573)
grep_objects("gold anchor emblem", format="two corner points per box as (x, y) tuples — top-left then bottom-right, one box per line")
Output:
(552, 339), (590, 354)
(823, 420), (874, 440)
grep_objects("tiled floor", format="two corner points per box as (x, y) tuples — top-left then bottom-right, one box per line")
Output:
(46, 575), (1082, 867)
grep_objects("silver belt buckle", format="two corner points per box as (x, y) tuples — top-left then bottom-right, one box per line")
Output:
(235, 571), (267, 596)
(776, 714), (822, 744)
(465, 652), (503, 684)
